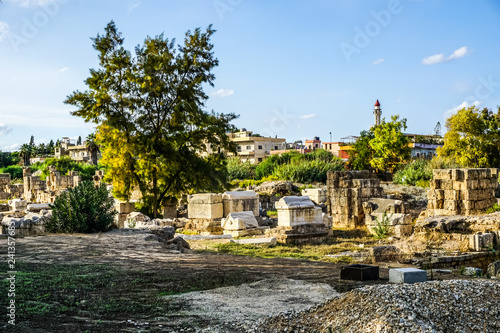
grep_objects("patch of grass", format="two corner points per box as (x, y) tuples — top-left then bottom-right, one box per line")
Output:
(372, 212), (391, 240)
(486, 203), (500, 214)
(0, 260), (254, 324)
(194, 229), (376, 262)
(266, 210), (278, 218)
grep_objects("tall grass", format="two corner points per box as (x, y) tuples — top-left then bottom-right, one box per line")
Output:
(272, 158), (344, 183)
(393, 157), (463, 187)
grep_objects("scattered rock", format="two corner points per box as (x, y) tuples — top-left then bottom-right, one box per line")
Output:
(370, 245), (400, 262)
(487, 261), (500, 278)
(254, 181), (294, 196)
(462, 267), (482, 277)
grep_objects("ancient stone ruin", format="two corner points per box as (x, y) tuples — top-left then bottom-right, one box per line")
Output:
(363, 198), (413, 237)
(0, 173), (24, 201)
(23, 166), (81, 203)
(426, 168), (498, 217)
(222, 191), (259, 217)
(222, 211), (268, 237)
(326, 170), (383, 229)
(265, 196), (330, 244)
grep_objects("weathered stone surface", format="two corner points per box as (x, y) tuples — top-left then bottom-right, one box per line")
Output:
(389, 268), (427, 284)
(487, 260), (500, 278)
(8, 198), (27, 212)
(26, 203), (51, 212)
(462, 267), (482, 276)
(1, 212), (51, 236)
(231, 237), (277, 245)
(222, 191), (259, 217)
(275, 196), (323, 227)
(415, 213), (500, 234)
(426, 168), (498, 216)
(187, 193), (223, 219)
(221, 211), (259, 230)
(326, 170), (383, 229)
(370, 246), (401, 262)
(162, 199), (177, 219)
(254, 181), (294, 196)
(363, 198), (413, 237)
(468, 233), (494, 251)
(301, 188), (327, 205)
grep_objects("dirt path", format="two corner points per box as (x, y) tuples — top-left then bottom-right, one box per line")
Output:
(0, 230), (392, 332)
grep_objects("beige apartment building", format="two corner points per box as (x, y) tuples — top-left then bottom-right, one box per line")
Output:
(227, 130), (286, 164)
(54, 137), (91, 162)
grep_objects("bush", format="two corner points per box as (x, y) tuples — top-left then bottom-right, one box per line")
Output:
(372, 212), (391, 239)
(227, 157), (255, 181)
(0, 165), (23, 179)
(46, 181), (116, 233)
(393, 157), (463, 187)
(272, 158), (344, 183)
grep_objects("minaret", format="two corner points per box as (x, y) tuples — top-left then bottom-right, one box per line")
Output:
(373, 99), (382, 126)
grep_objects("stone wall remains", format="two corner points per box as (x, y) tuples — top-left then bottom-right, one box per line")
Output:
(326, 170), (383, 228)
(426, 168), (498, 217)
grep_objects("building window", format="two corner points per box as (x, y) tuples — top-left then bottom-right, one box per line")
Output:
(258, 145), (262, 150)
(246, 145), (251, 150)
(237, 146), (241, 152)
(258, 158), (263, 162)
(274, 146), (278, 150)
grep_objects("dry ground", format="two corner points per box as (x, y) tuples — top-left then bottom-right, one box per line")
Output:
(0, 229), (474, 332)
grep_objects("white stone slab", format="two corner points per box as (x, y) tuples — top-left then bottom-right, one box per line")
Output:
(221, 211), (259, 230)
(230, 237), (277, 245)
(389, 268), (427, 284)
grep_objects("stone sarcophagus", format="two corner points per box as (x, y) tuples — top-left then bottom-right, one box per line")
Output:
(222, 191), (259, 217)
(265, 196), (329, 244)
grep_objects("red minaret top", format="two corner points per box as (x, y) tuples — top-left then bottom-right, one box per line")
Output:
(374, 99), (380, 107)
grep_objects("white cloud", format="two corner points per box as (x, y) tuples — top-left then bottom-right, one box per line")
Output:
(212, 89), (234, 97)
(299, 114), (316, 119)
(59, 67), (70, 73)
(422, 46), (469, 65)
(373, 58), (384, 65)
(0, 123), (13, 136)
(128, 2), (141, 12)
(0, 22), (9, 42)
(443, 100), (481, 120)
(5, 0), (57, 7)
(2, 143), (21, 151)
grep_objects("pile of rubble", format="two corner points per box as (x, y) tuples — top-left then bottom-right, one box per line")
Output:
(253, 279), (500, 332)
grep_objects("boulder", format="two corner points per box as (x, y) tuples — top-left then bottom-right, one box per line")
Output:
(164, 236), (191, 253)
(221, 211), (259, 231)
(26, 203), (51, 212)
(370, 246), (401, 262)
(487, 260), (500, 278)
(254, 181), (294, 196)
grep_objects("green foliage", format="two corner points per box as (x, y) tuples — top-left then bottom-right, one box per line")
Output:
(66, 21), (237, 217)
(30, 157), (99, 181)
(372, 212), (391, 239)
(272, 158), (344, 183)
(349, 116), (411, 172)
(227, 157), (255, 180)
(266, 210), (278, 218)
(254, 150), (344, 183)
(0, 151), (20, 168)
(0, 165), (23, 179)
(349, 130), (374, 170)
(46, 181), (116, 233)
(370, 115), (411, 172)
(438, 106), (500, 167)
(486, 203), (500, 214)
(393, 156), (463, 187)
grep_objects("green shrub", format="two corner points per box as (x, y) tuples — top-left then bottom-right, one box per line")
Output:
(394, 157), (463, 187)
(227, 157), (255, 180)
(46, 181), (116, 233)
(272, 158), (344, 183)
(372, 212), (391, 239)
(0, 165), (23, 179)
(486, 203), (500, 214)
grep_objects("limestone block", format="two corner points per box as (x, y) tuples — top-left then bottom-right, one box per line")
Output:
(162, 203), (177, 219)
(187, 193), (223, 219)
(469, 233), (494, 251)
(301, 188), (327, 205)
(389, 268), (427, 284)
(221, 211), (259, 230)
(26, 203), (51, 212)
(230, 237), (277, 245)
(8, 199), (27, 212)
(433, 169), (452, 180)
(115, 201), (136, 214)
(487, 260), (500, 278)
(222, 191), (259, 217)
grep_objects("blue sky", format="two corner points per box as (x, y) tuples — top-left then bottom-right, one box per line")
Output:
(1, 0), (499, 150)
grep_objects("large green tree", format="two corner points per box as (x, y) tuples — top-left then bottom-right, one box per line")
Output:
(65, 21), (237, 217)
(349, 115), (410, 172)
(369, 115), (411, 172)
(438, 106), (500, 167)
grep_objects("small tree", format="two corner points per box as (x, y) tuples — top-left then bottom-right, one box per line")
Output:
(85, 133), (100, 165)
(348, 130), (374, 170)
(369, 115), (411, 172)
(47, 181), (116, 233)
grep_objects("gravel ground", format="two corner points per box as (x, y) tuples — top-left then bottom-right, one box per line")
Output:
(165, 278), (339, 332)
(253, 279), (500, 333)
